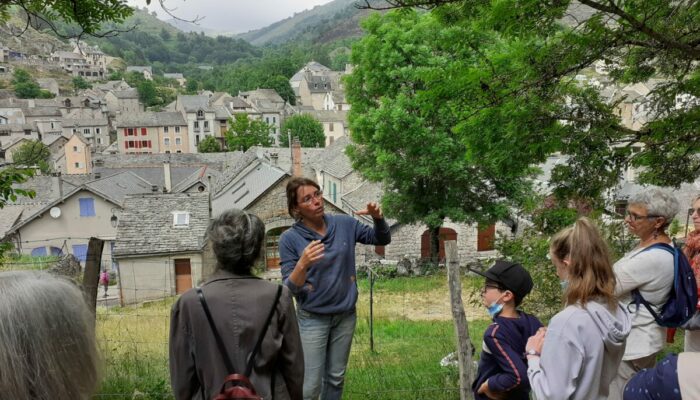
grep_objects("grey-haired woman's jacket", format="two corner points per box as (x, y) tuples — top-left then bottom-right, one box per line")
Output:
(169, 270), (304, 400)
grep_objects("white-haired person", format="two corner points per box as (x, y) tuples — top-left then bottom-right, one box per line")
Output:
(169, 209), (303, 400)
(608, 188), (680, 399)
(0, 270), (101, 400)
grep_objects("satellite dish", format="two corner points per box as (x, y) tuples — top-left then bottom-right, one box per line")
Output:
(49, 207), (61, 218)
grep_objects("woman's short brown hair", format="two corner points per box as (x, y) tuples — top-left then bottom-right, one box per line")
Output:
(286, 177), (320, 219)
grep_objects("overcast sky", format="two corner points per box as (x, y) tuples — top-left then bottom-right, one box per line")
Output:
(128, 0), (335, 34)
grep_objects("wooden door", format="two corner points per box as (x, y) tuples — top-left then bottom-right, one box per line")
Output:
(265, 227), (289, 269)
(477, 224), (496, 251)
(174, 258), (192, 294)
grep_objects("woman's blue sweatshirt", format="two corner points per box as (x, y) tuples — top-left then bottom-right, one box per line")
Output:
(279, 214), (391, 314)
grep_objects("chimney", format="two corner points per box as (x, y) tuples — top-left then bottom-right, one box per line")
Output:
(269, 151), (279, 166)
(291, 138), (302, 176)
(207, 175), (212, 219)
(163, 161), (172, 193)
(151, 185), (159, 192)
(94, 171), (101, 179)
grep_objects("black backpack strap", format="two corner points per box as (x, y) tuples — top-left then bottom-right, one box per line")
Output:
(197, 287), (236, 374)
(245, 285), (283, 377)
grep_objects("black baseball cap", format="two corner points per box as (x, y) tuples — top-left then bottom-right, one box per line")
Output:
(470, 260), (534, 302)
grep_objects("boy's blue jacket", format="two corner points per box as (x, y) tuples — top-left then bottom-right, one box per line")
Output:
(472, 311), (543, 400)
(279, 214), (390, 314)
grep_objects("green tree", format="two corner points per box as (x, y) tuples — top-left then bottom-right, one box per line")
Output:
(0, 0), (132, 38)
(263, 75), (296, 105)
(225, 114), (272, 152)
(11, 140), (51, 173)
(12, 69), (41, 98)
(280, 114), (325, 147)
(356, 0), (700, 197)
(347, 11), (539, 262)
(136, 79), (158, 107)
(72, 76), (91, 90)
(197, 136), (222, 153)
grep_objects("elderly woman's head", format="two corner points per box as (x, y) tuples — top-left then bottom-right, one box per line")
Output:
(207, 209), (265, 274)
(0, 270), (100, 400)
(625, 188), (679, 240)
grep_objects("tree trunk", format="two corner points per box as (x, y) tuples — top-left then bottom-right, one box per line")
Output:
(430, 224), (441, 265)
(445, 240), (473, 400)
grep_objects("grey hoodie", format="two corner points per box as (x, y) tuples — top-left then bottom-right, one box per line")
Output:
(527, 300), (631, 400)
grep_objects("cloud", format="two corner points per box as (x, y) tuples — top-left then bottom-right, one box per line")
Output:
(129, 0), (335, 33)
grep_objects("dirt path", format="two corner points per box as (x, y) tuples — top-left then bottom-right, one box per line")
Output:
(357, 288), (486, 321)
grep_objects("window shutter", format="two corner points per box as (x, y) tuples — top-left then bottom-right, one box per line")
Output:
(31, 247), (47, 257)
(79, 198), (96, 217)
(72, 244), (88, 262)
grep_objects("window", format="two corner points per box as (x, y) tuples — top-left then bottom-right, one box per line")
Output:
(176, 150), (182, 153)
(79, 198), (96, 217)
(31, 247), (47, 257)
(97, 138), (102, 144)
(197, 110), (204, 118)
(173, 211), (190, 226)
(272, 116), (276, 124)
(203, 121), (209, 130)
(74, 162), (82, 168)
(195, 135), (200, 145)
(95, 128), (100, 134)
(73, 145), (79, 152)
(332, 182), (337, 203)
(83, 128), (91, 134)
(164, 138), (170, 146)
(165, 150), (171, 154)
(24, 129), (31, 135)
(194, 121), (199, 129)
(141, 127), (147, 136)
(164, 126), (169, 133)
(126, 128), (134, 136)
(329, 123), (334, 132)
(266, 117), (270, 124)
(72, 244), (88, 262)
(50, 122), (54, 129)
(175, 126), (180, 133)
(175, 137), (181, 145)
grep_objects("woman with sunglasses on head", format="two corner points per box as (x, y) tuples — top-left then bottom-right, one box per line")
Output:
(279, 177), (391, 400)
(607, 188), (680, 400)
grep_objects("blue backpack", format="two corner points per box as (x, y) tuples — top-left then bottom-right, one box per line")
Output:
(630, 242), (698, 328)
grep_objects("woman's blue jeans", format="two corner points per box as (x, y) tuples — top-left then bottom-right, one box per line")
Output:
(297, 308), (357, 400)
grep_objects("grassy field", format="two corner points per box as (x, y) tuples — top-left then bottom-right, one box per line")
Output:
(95, 274), (490, 399)
(93, 273), (685, 399)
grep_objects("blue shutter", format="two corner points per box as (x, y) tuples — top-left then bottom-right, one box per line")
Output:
(79, 198), (96, 217)
(72, 244), (88, 262)
(31, 247), (47, 256)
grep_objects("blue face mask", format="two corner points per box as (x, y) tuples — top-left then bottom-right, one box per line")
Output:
(487, 301), (504, 318)
(560, 280), (569, 292)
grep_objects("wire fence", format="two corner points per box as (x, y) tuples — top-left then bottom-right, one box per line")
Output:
(1, 240), (488, 400)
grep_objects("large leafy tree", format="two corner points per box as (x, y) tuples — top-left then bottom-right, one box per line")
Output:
(11, 140), (51, 173)
(225, 114), (273, 152)
(355, 0), (700, 197)
(347, 11), (541, 261)
(280, 114), (325, 148)
(0, 0), (133, 38)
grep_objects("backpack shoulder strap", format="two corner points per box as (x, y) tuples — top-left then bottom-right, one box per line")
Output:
(630, 242), (677, 321)
(245, 285), (283, 377)
(197, 287), (236, 374)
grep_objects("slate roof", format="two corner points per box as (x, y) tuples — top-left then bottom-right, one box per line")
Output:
(290, 61), (331, 83)
(111, 89), (139, 99)
(171, 166), (221, 193)
(126, 66), (153, 74)
(115, 112), (187, 127)
(113, 192), (210, 257)
(164, 73), (184, 79)
(213, 150), (259, 194)
(229, 97), (250, 109)
(92, 152), (242, 170)
(213, 160), (287, 209)
(178, 95), (213, 112)
(22, 107), (62, 117)
(341, 180), (397, 226)
(0, 206), (24, 238)
(93, 167), (202, 192)
(84, 171), (155, 205)
(312, 136), (353, 178)
(62, 118), (109, 127)
(301, 109), (348, 123)
(247, 145), (325, 179)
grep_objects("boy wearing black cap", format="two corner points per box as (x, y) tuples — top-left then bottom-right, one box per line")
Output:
(470, 260), (543, 400)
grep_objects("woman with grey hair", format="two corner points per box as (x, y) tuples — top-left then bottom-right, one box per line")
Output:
(608, 188), (680, 400)
(169, 209), (303, 400)
(0, 270), (100, 400)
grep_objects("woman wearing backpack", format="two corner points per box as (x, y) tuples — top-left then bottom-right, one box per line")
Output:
(608, 188), (679, 400)
(169, 209), (304, 400)
(683, 195), (700, 351)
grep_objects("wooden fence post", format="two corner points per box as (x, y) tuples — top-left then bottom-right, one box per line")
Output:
(445, 240), (473, 400)
(82, 237), (104, 314)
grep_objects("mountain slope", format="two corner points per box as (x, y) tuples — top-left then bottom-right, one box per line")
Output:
(237, 0), (377, 46)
